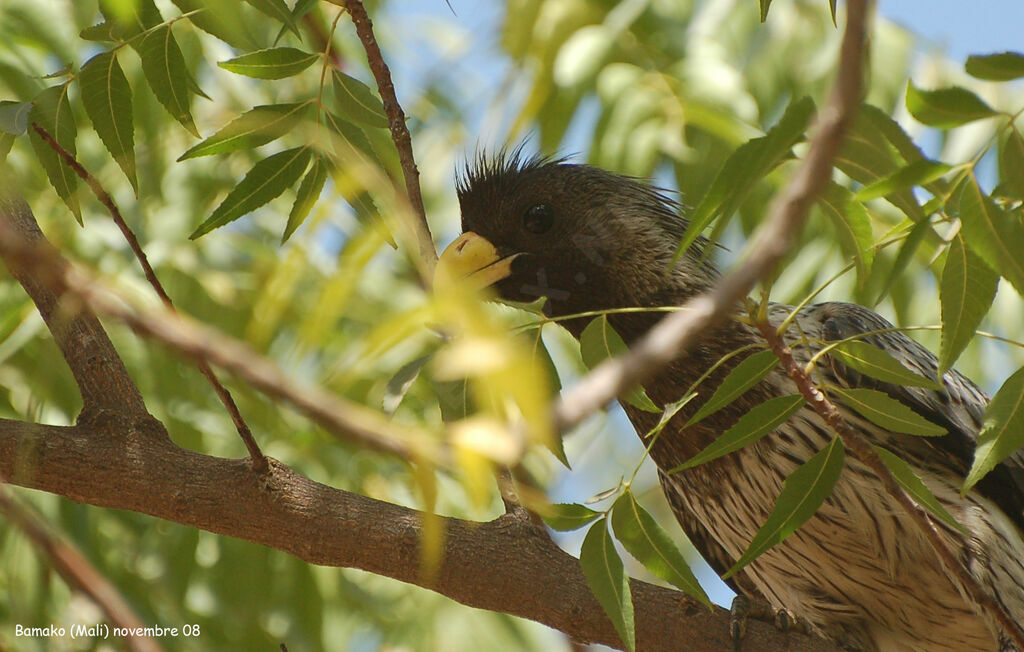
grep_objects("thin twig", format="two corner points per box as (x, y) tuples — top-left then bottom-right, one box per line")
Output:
(0, 478), (164, 652)
(752, 317), (1024, 648)
(334, 0), (437, 281)
(553, 0), (871, 433)
(30, 122), (267, 471)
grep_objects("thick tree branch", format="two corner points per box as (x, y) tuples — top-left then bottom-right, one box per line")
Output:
(553, 0), (870, 433)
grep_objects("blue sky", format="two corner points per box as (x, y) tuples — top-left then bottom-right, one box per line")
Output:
(881, 0), (1023, 61)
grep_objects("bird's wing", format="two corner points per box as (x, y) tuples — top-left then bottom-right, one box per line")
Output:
(793, 301), (1024, 531)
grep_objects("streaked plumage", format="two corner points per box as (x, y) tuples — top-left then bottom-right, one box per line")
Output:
(450, 153), (1024, 651)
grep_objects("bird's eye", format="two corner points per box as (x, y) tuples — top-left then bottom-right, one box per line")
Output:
(523, 204), (554, 234)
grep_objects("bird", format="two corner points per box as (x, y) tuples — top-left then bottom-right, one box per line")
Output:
(435, 150), (1024, 651)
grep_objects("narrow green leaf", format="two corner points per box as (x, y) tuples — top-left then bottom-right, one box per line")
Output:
(725, 437), (845, 578)
(676, 97), (814, 258)
(434, 378), (473, 422)
(855, 159), (952, 201)
(525, 325), (568, 467)
(0, 132), (14, 163)
(686, 349), (779, 427)
(323, 110), (377, 161)
(675, 395), (804, 470)
(332, 70), (388, 128)
(218, 47), (318, 80)
(171, 0), (257, 50)
(965, 52), (1024, 81)
(382, 353), (432, 416)
(939, 233), (998, 373)
(580, 519), (635, 652)
(610, 491), (711, 606)
(963, 365), (1024, 493)
(80, 22), (118, 42)
(282, 154), (327, 242)
(830, 340), (943, 389)
(137, 25), (201, 137)
(178, 103), (311, 160)
(580, 316), (660, 413)
(28, 85), (80, 222)
(831, 388), (945, 436)
(244, 0), (300, 38)
(817, 182), (874, 288)
(958, 175), (1024, 296)
(998, 130), (1024, 199)
(275, 0), (318, 45)
(828, 0), (837, 26)
(759, 0), (772, 22)
(873, 446), (966, 533)
(905, 82), (997, 129)
(0, 100), (31, 135)
(191, 147), (311, 238)
(541, 503), (602, 531)
(79, 51), (137, 192)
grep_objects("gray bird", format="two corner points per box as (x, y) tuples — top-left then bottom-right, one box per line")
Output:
(437, 152), (1024, 651)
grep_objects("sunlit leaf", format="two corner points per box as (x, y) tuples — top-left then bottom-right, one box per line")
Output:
(873, 446), (966, 533)
(610, 490), (710, 606)
(332, 70), (388, 128)
(219, 47), (318, 80)
(830, 340), (943, 389)
(674, 395), (804, 470)
(178, 103), (311, 160)
(137, 25), (201, 137)
(553, 25), (613, 87)
(80, 51), (137, 192)
(28, 85), (80, 222)
(685, 349), (778, 427)
(854, 159), (952, 201)
(963, 365), (1024, 494)
(939, 233), (998, 373)
(191, 147), (312, 238)
(905, 82), (997, 129)
(818, 183), (874, 286)
(580, 315), (660, 413)
(965, 52), (1024, 81)
(580, 519), (635, 652)
(540, 503), (602, 531)
(831, 388), (945, 436)
(725, 437), (844, 577)
(958, 175), (1024, 296)
(282, 154), (328, 242)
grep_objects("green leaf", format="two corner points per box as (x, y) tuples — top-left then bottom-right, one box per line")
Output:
(434, 378), (473, 422)
(831, 388), (945, 436)
(79, 51), (137, 192)
(998, 130), (1024, 199)
(958, 175), (1024, 296)
(282, 154), (327, 243)
(759, 0), (772, 21)
(610, 491), (710, 606)
(963, 365), (1024, 493)
(965, 52), (1024, 81)
(0, 132), (14, 163)
(580, 316), (660, 413)
(580, 519), (635, 652)
(725, 436), (845, 578)
(676, 96), (814, 257)
(905, 82), (997, 129)
(817, 183), (874, 287)
(939, 233), (998, 373)
(830, 340), (943, 389)
(686, 349), (779, 427)
(675, 394), (804, 470)
(28, 85), (80, 222)
(244, 0), (300, 38)
(275, 0), (318, 45)
(0, 100), (30, 134)
(382, 353), (432, 416)
(332, 70), (388, 128)
(80, 22), (118, 42)
(828, 0), (837, 26)
(191, 147), (312, 238)
(873, 446), (966, 533)
(873, 217), (933, 307)
(525, 325), (569, 466)
(171, 0), (257, 50)
(136, 25), (201, 137)
(178, 103), (311, 160)
(218, 47), (318, 80)
(855, 159), (952, 201)
(541, 503), (602, 531)
(553, 25), (614, 88)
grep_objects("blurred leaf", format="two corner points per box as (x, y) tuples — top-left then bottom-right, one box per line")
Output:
(873, 217), (932, 307)
(0, 101), (30, 135)
(275, 0), (318, 45)
(873, 446), (966, 533)
(553, 25), (613, 87)
(965, 52), (1024, 81)
(580, 519), (635, 652)
(541, 502), (602, 531)
(998, 129), (1024, 199)
(244, 0), (299, 38)
(136, 25), (201, 137)
(178, 103), (311, 160)
(580, 316), (660, 413)
(759, 0), (772, 22)
(685, 349), (779, 427)
(282, 154), (327, 242)
(218, 47), (318, 80)
(434, 378), (473, 422)
(610, 490), (710, 606)
(676, 96), (814, 257)
(963, 365), (1024, 493)
(726, 436), (844, 578)
(332, 70), (388, 128)
(830, 340), (943, 389)
(171, 0), (257, 50)
(831, 388), (945, 436)
(80, 22), (118, 42)
(0, 133), (13, 162)
(191, 147), (312, 238)
(939, 233), (998, 373)
(905, 82), (997, 129)
(79, 51), (137, 192)
(28, 85), (80, 222)
(855, 159), (952, 201)
(382, 354), (432, 416)
(674, 394), (804, 470)
(818, 183), (874, 286)
(828, 0), (837, 26)
(958, 175), (1024, 296)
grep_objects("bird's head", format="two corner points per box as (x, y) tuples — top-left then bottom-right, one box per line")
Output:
(437, 151), (716, 327)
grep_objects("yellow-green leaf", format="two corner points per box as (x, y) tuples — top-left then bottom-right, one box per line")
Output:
(958, 174), (1024, 296)
(282, 154), (327, 243)
(818, 182), (874, 287)
(580, 315), (660, 413)
(939, 233), (998, 373)
(540, 502), (602, 531)
(219, 47), (318, 80)
(905, 82), (997, 129)
(830, 340), (943, 390)
(28, 85), (80, 222)
(178, 103), (311, 160)
(998, 129), (1024, 199)
(136, 24), (201, 137)
(332, 70), (388, 128)
(686, 349), (779, 427)
(873, 446), (966, 533)
(580, 519), (635, 652)
(855, 159), (952, 201)
(831, 388), (945, 436)
(965, 52), (1024, 81)
(963, 365), (1024, 494)
(80, 51), (137, 192)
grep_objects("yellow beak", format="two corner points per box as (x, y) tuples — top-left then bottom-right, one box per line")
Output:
(435, 232), (518, 291)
